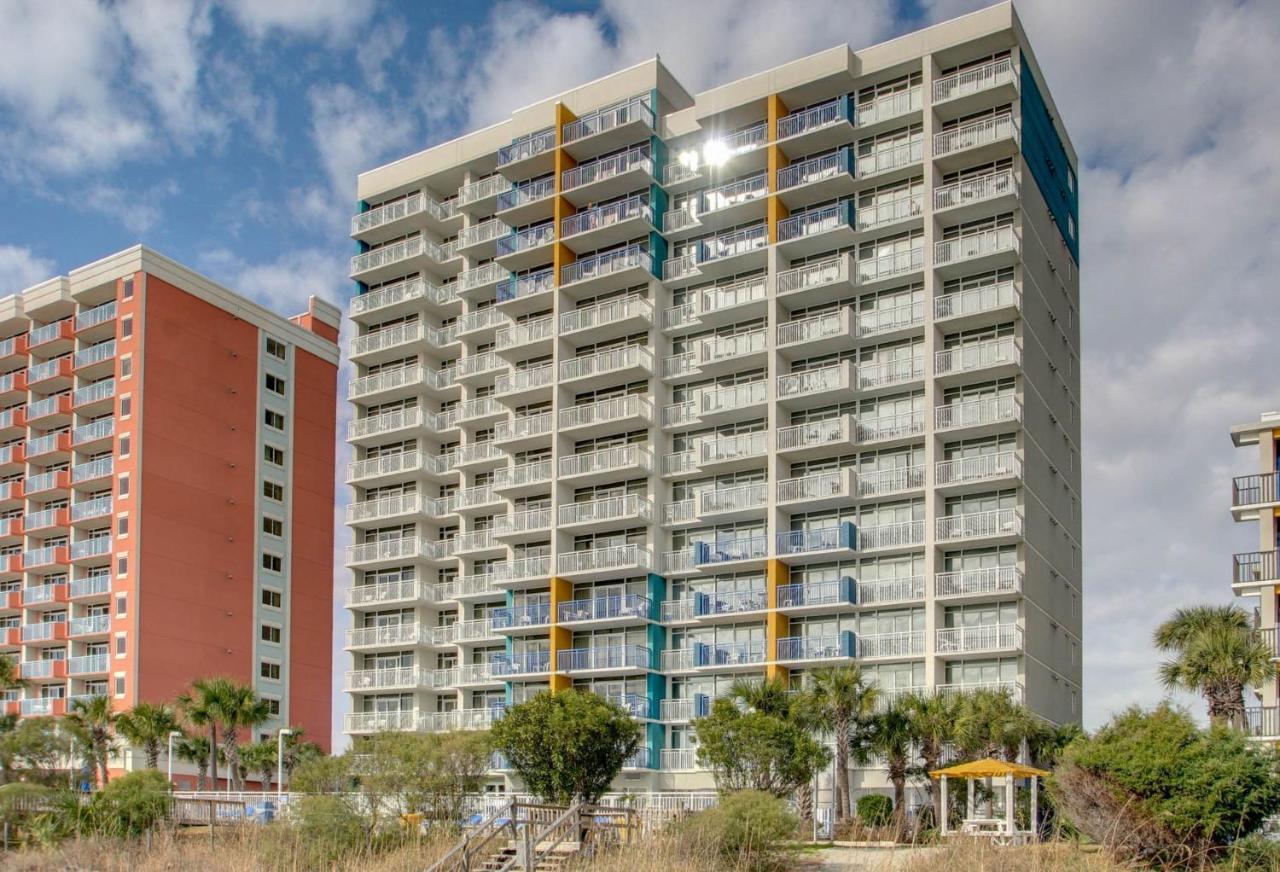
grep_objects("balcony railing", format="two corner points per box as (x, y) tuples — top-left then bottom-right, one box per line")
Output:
(560, 244), (651, 286)
(934, 280), (1019, 320)
(859, 576), (925, 605)
(561, 195), (651, 238)
(700, 380), (767, 416)
(934, 170), (1017, 211)
(494, 459), (553, 491)
(1233, 472), (1279, 507)
(856, 140), (923, 176)
(352, 191), (452, 235)
(777, 97), (849, 139)
(857, 193), (924, 231)
(777, 577), (855, 609)
(701, 482), (767, 515)
(499, 128), (555, 166)
(775, 523), (856, 556)
(777, 201), (854, 242)
(346, 576), (420, 606)
(348, 407), (421, 440)
(561, 147), (652, 192)
(350, 277), (455, 318)
(935, 226), (1020, 264)
(700, 431), (767, 465)
(858, 519), (924, 550)
(458, 218), (510, 250)
(857, 86), (922, 125)
(664, 224), (767, 281)
(347, 492), (420, 524)
(856, 246), (925, 283)
(933, 57), (1016, 103)
(69, 654), (109, 675)
(935, 566), (1023, 599)
(777, 470), (854, 503)
(492, 602), (552, 630)
(935, 337), (1021, 376)
(694, 588), (768, 617)
(557, 544), (651, 575)
(558, 396), (652, 430)
(933, 113), (1018, 157)
(350, 236), (448, 276)
(936, 623), (1022, 653)
(560, 345), (653, 381)
(69, 576), (110, 599)
(559, 294), (650, 335)
(695, 535), (768, 565)
(345, 710), (420, 733)
(497, 176), (555, 212)
(936, 508), (1024, 541)
(562, 97), (654, 144)
(558, 495), (653, 526)
(777, 363), (850, 398)
(558, 593), (650, 623)
(935, 451), (1023, 486)
(70, 538), (111, 560)
(663, 275), (768, 330)
(1246, 707), (1280, 738)
(559, 445), (652, 478)
(346, 624), (418, 647)
(777, 416), (851, 452)
(776, 633), (855, 661)
(935, 394), (1022, 431)
(1233, 551), (1278, 586)
(557, 644), (652, 672)
(29, 320), (69, 347)
(458, 262), (512, 295)
(457, 175), (512, 207)
(70, 614), (110, 636)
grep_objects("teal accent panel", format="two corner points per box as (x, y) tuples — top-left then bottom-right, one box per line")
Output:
(839, 93), (853, 124)
(649, 133), (668, 181)
(1020, 62), (1079, 263)
(649, 183), (669, 233)
(646, 671), (665, 711)
(505, 682), (514, 706)
(646, 572), (666, 621)
(648, 231), (668, 280)
(506, 590), (516, 608)
(646, 721), (664, 759)
(647, 621), (665, 662)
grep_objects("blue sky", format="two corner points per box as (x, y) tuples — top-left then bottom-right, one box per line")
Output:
(2, 0), (1279, 745)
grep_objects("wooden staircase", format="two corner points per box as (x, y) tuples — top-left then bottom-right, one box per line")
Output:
(428, 801), (638, 872)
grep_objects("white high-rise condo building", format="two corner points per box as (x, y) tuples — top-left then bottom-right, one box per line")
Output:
(344, 1), (1082, 794)
(1230, 412), (1280, 740)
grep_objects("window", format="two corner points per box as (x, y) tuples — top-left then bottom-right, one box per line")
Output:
(262, 516), (283, 537)
(120, 396), (132, 418)
(262, 481), (283, 502)
(117, 515), (128, 537)
(264, 446), (284, 466)
(266, 338), (286, 360)
(261, 589), (282, 609)
(265, 374), (286, 396)
(264, 410), (285, 431)
(116, 554), (128, 575)
(114, 675), (125, 696)
(120, 356), (132, 380)
(119, 435), (130, 457)
(121, 316), (133, 340)
(261, 553), (282, 572)
(260, 624), (281, 644)
(115, 594), (127, 616)
(121, 276), (134, 301)
(117, 474), (130, 497)
(115, 635), (126, 656)
(260, 661), (280, 680)
(265, 698), (280, 716)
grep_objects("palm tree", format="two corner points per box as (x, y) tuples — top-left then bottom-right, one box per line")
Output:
(277, 728), (321, 786)
(175, 735), (211, 791)
(954, 687), (1041, 761)
(238, 740), (277, 794)
(178, 677), (230, 790)
(865, 700), (913, 835)
(213, 683), (272, 791)
(115, 702), (181, 769)
(1154, 605), (1270, 728)
(903, 691), (962, 827)
(66, 695), (117, 786)
(727, 676), (826, 823)
(809, 664), (879, 822)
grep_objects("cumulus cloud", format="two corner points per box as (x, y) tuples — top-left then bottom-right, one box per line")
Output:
(219, 0), (372, 43)
(198, 246), (351, 317)
(0, 245), (55, 296)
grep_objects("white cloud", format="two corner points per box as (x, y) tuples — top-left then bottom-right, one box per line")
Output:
(219, 0), (371, 43)
(0, 245), (54, 296)
(198, 247), (350, 317)
(75, 180), (181, 236)
(116, 0), (216, 141)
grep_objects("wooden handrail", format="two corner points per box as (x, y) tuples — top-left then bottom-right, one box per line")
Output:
(427, 800), (516, 872)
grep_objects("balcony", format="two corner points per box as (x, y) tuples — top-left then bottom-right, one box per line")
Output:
(697, 380), (767, 426)
(1246, 707), (1280, 740)
(492, 556), (552, 589)
(69, 576), (110, 600)
(936, 567), (1024, 601)
(858, 576), (926, 606)
(934, 280), (1021, 329)
(492, 602), (551, 633)
(699, 431), (767, 472)
(692, 588), (768, 621)
(559, 294), (652, 340)
(662, 499), (695, 528)
(775, 523), (858, 563)
(775, 96), (854, 156)
(776, 415), (855, 459)
(345, 667), (429, 693)
(660, 696), (710, 723)
(935, 395), (1022, 434)
(557, 544), (652, 579)
(559, 346), (654, 389)
(495, 268), (554, 313)
(68, 654), (109, 676)
(494, 414), (553, 451)
(348, 408), (423, 443)
(932, 58), (1017, 114)
(21, 545), (67, 570)
(777, 469), (857, 511)
(348, 364), (426, 403)
(855, 85), (922, 129)
(495, 226), (555, 273)
(560, 146), (655, 206)
(557, 644), (653, 674)
(663, 224), (768, 285)
(696, 482), (765, 523)
(557, 593), (651, 626)
(935, 451), (1023, 491)
(22, 620), (68, 642)
(776, 577), (857, 615)
(349, 276), (457, 323)
(775, 149), (856, 208)
(70, 537), (112, 562)
(27, 357), (72, 387)
(776, 254), (854, 306)
(857, 356), (924, 393)
(493, 508), (552, 541)
(1232, 473), (1280, 520)
(29, 320), (73, 350)
(345, 710), (421, 733)
(933, 114), (1019, 169)
(856, 246), (925, 285)
(493, 459), (553, 495)
(856, 139), (923, 179)
(558, 396), (653, 437)
(696, 640), (767, 671)
(351, 190), (455, 241)
(935, 337), (1021, 382)
(456, 397), (505, 427)
(349, 236), (454, 285)
(457, 262), (512, 300)
(858, 192), (925, 234)
(345, 577), (423, 607)
(664, 122), (768, 193)
(559, 445), (653, 484)
(561, 195), (653, 252)
(454, 351), (504, 383)
(348, 537), (421, 569)
(857, 519), (925, 552)
(1233, 550), (1278, 592)
(934, 170), (1019, 224)
(452, 529), (501, 557)
(22, 579), (68, 607)
(777, 361), (854, 408)
(560, 245), (652, 297)
(662, 597), (695, 623)
(935, 623), (1023, 655)
(456, 174), (512, 214)
(349, 321), (422, 362)
(26, 394), (72, 424)
(499, 126), (556, 171)
(22, 507), (66, 533)
(662, 274), (768, 333)
(454, 485), (502, 514)
(346, 623), (419, 649)
(20, 698), (66, 717)
(935, 509), (1024, 543)
(664, 173), (769, 239)
(693, 535), (769, 569)
(492, 650), (553, 678)
(496, 176), (556, 225)
(860, 631), (925, 659)
(935, 226), (1020, 273)
(346, 492), (421, 526)
(561, 96), (654, 157)
(558, 495), (653, 531)
(28, 470), (72, 497)
(496, 315), (554, 352)
(775, 632), (856, 664)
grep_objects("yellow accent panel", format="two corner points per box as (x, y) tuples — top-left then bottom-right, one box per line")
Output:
(765, 94), (790, 243)
(549, 576), (574, 687)
(553, 103), (579, 285)
(765, 560), (790, 683)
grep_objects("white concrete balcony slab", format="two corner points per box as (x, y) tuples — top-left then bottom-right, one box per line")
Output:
(661, 275), (767, 333)
(935, 623), (1023, 656)
(559, 445), (654, 485)
(935, 508), (1024, 544)
(556, 544), (652, 580)
(558, 495), (654, 532)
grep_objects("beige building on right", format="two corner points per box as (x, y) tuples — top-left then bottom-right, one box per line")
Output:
(1231, 412), (1280, 739)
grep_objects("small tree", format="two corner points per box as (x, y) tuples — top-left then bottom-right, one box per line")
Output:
(174, 735), (210, 790)
(238, 740), (277, 793)
(1154, 605), (1270, 729)
(807, 665), (879, 822)
(0, 717), (70, 784)
(856, 794), (893, 827)
(115, 702), (181, 770)
(490, 690), (641, 804)
(864, 701), (912, 835)
(65, 696), (117, 787)
(693, 698), (829, 797)
(88, 770), (171, 837)
(902, 691), (961, 828)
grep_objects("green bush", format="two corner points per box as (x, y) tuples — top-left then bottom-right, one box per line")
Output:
(1225, 835), (1280, 872)
(683, 790), (797, 871)
(1051, 704), (1280, 867)
(291, 795), (368, 866)
(88, 770), (171, 837)
(856, 793), (893, 827)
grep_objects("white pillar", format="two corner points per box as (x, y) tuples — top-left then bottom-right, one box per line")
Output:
(1030, 777), (1039, 840)
(967, 776), (975, 822)
(939, 776), (948, 835)
(1005, 774), (1015, 835)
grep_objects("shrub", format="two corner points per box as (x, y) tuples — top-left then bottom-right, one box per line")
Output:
(693, 699), (829, 797)
(288, 795), (369, 867)
(88, 770), (170, 837)
(677, 790), (797, 871)
(1051, 704), (1280, 867)
(856, 794), (893, 827)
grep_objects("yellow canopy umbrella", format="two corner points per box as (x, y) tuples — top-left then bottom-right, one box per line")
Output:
(929, 758), (1048, 842)
(929, 758), (1049, 780)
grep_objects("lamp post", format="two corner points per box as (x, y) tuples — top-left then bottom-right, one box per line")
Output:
(68, 736), (76, 790)
(167, 731), (183, 788)
(276, 729), (292, 806)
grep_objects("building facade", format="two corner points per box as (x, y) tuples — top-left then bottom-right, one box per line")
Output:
(0, 246), (339, 756)
(344, 1), (1082, 792)
(1231, 412), (1280, 740)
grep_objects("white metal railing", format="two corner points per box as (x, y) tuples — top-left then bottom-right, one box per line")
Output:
(933, 114), (1018, 157)
(347, 492), (420, 524)
(349, 450), (421, 481)
(458, 262), (511, 294)
(933, 58), (1016, 103)
(73, 341), (115, 369)
(777, 149), (853, 191)
(856, 139), (923, 176)
(777, 97), (848, 139)
(494, 508), (552, 537)
(69, 576), (110, 599)
(934, 170), (1017, 211)
(857, 356), (923, 390)
(458, 218), (510, 250)
(457, 397), (503, 422)
(858, 519), (925, 550)
(561, 244), (651, 286)
(561, 147), (652, 192)
(559, 396), (653, 430)
(560, 345), (653, 381)
(777, 470), (854, 503)
(700, 379), (767, 415)
(857, 300), (925, 337)
(457, 175), (512, 207)
(69, 614), (109, 635)
(777, 256), (850, 296)
(73, 379), (114, 406)
(935, 226), (1020, 264)
(350, 236), (443, 276)
(857, 465), (924, 496)
(663, 499), (695, 526)
(856, 246), (924, 283)
(936, 681), (1025, 703)
(935, 451), (1023, 486)
(860, 631), (925, 658)
(664, 224), (768, 281)
(778, 363), (850, 398)
(559, 494), (653, 526)
(777, 416), (851, 452)
(777, 310), (849, 348)
(935, 566), (1023, 599)
(455, 351), (502, 379)
(858, 576), (925, 605)
(561, 195), (650, 238)
(350, 321), (420, 357)
(560, 445), (653, 478)
(350, 276), (454, 317)
(348, 407), (421, 440)
(936, 508), (1024, 541)
(494, 459), (553, 491)
(661, 598), (694, 623)
(496, 315), (555, 349)
(346, 576), (420, 606)
(349, 365), (420, 399)
(497, 176), (555, 212)
(453, 530), (496, 553)
(346, 710), (421, 733)
(662, 549), (694, 576)
(559, 294), (651, 335)
(455, 485), (500, 510)
(68, 654), (109, 675)
(499, 128), (555, 166)
(856, 86), (922, 125)
(858, 193), (924, 231)
(70, 537), (112, 560)
(495, 413), (553, 444)
(352, 191), (452, 235)
(27, 358), (66, 383)
(346, 667), (426, 691)
(562, 96), (654, 144)
(935, 623), (1023, 653)
(497, 225), (555, 260)
(493, 555), (551, 584)
(700, 481), (767, 515)
(495, 364), (554, 396)
(347, 623), (418, 648)
(700, 431), (767, 465)
(934, 280), (1019, 320)
(699, 330), (766, 367)
(556, 544), (651, 575)
(934, 394), (1022, 430)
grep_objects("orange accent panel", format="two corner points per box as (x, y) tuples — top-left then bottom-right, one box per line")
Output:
(553, 103), (579, 285)
(287, 347), (337, 752)
(765, 559), (790, 683)
(289, 313), (339, 343)
(766, 94), (791, 243)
